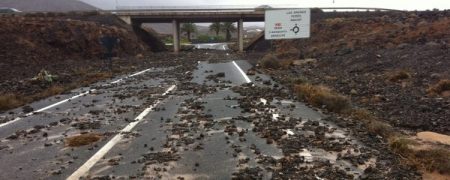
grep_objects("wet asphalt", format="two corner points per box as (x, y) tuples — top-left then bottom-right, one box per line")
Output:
(0, 59), (371, 179)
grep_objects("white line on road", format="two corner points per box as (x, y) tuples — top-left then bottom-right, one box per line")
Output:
(232, 61), (251, 83)
(67, 85), (176, 180)
(0, 90), (93, 128)
(0, 68), (154, 128)
(110, 78), (123, 84)
(110, 68), (153, 84)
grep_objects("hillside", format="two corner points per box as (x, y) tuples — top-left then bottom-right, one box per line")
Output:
(270, 10), (450, 134)
(0, 13), (151, 111)
(254, 10), (450, 178)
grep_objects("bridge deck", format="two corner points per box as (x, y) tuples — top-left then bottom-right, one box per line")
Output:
(117, 10), (265, 23)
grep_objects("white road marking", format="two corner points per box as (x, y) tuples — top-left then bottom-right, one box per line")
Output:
(110, 68), (153, 84)
(0, 90), (93, 128)
(129, 68), (153, 77)
(67, 85), (176, 180)
(110, 79), (123, 84)
(232, 61), (251, 83)
(0, 68), (154, 128)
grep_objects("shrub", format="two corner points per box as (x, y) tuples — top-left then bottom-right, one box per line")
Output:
(390, 138), (415, 155)
(366, 119), (394, 138)
(387, 70), (411, 82)
(0, 94), (23, 111)
(428, 79), (450, 96)
(260, 53), (281, 69)
(39, 86), (65, 98)
(294, 84), (351, 113)
(415, 148), (450, 174)
(390, 137), (450, 174)
(350, 108), (374, 121)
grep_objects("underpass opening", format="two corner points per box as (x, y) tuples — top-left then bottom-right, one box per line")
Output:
(131, 23), (167, 52)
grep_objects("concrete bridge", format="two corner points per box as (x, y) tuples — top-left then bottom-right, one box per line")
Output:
(114, 6), (399, 53)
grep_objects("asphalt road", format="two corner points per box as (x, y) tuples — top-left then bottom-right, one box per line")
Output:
(0, 59), (373, 179)
(193, 43), (229, 51)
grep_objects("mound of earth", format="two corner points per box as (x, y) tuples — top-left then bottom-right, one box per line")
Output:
(0, 13), (163, 111)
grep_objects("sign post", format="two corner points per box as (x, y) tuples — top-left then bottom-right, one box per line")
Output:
(265, 9), (311, 40)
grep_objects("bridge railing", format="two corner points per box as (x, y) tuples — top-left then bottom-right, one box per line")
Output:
(114, 5), (295, 12)
(113, 6), (402, 12)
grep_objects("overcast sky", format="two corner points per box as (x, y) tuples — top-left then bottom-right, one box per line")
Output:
(81, 0), (450, 11)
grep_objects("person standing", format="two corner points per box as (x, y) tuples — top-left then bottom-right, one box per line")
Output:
(99, 30), (120, 71)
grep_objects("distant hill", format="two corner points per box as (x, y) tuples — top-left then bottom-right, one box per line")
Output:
(142, 23), (173, 35)
(0, 0), (97, 12)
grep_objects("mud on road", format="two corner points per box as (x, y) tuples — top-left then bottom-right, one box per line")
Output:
(0, 51), (419, 179)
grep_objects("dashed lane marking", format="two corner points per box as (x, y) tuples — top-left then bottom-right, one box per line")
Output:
(232, 61), (251, 83)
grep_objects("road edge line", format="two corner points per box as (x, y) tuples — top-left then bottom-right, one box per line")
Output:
(66, 84), (176, 180)
(0, 90), (93, 128)
(0, 68), (155, 128)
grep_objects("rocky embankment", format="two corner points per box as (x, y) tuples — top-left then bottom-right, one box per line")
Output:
(0, 13), (156, 111)
(254, 10), (450, 177)
(266, 10), (450, 134)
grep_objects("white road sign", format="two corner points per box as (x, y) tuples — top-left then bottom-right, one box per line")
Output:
(265, 9), (311, 40)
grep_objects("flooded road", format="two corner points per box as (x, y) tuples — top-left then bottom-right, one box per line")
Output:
(0, 59), (379, 179)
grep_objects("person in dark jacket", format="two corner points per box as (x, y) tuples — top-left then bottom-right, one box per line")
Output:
(99, 30), (120, 71)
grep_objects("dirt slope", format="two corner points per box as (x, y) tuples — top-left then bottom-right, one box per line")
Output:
(0, 13), (153, 111)
(267, 10), (450, 134)
(0, 15), (147, 81)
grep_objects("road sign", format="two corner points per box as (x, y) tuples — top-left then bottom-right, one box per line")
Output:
(265, 9), (311, 40)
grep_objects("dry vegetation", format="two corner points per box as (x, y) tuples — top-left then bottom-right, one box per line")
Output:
(428, 79), (450, 96)
(260, 54), (281, 69)
(0, 72), (113, 112)
(0, 94), (23, 111)
(258, 10), (450, 177)
(65, 133), (102, 147)
(386, 70), (411, 82)
(275, 72), (449, 175)
(36, 85), (65, 98)
(281, 77), (309, 86)
(0, 14), (149, 112)
(294, 83), (351, 113)
(390, 138), (450, 175)
(260, 53), (293, 70)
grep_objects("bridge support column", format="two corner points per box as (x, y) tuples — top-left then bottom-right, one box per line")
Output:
(172, 19), (180, 53)
(238, 19), (244, 53)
